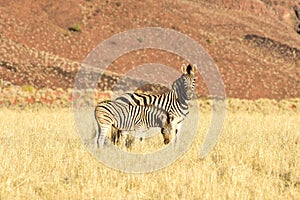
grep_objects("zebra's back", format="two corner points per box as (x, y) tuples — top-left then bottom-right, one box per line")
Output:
(95, 100), (167, 132)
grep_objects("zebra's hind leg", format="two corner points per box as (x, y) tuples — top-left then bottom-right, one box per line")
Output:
(95, 124), (110, 148)
(94, 120), (101, 148)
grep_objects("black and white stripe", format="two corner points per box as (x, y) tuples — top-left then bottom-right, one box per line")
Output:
(94, 100), (171, 147)
(114, 64), (197, 144)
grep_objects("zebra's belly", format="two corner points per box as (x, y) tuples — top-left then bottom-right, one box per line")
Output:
(117, 127), (161, 139)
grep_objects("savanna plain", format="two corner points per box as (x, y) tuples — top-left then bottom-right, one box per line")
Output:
(0, 99), (299, 199)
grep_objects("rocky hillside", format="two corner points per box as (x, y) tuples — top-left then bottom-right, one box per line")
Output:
(0, 0), (299, 99)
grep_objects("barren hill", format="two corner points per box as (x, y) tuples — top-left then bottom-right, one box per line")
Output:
(0, 0), (299, 99)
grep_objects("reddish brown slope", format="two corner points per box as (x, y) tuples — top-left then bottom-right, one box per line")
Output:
(0, 0), (299, 99)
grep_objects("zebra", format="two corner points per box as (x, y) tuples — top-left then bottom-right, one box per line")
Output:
(110, 110), (175, 149)
(114, 64), (197, 145)
(94, 100), (175, 148)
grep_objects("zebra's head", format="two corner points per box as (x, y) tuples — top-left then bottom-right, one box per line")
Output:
(161, 114), (177, 145)
(172, 64), (197, 102)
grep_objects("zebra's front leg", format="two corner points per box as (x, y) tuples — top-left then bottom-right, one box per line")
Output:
(137, 129), (147, 143)
(173, 121), (183, 148)
(111, 128), (121, 145)
(119, 131), (134, 150)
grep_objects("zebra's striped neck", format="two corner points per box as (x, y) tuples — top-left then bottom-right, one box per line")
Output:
(172, 76), (190, 107)
(171, 90), (189, 117)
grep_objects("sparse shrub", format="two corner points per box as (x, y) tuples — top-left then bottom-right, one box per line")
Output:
(68, 24), (82, 32)
(137, 38), (143, 43)
(21, 85), (36, 93)
(206, 38), (212, 44)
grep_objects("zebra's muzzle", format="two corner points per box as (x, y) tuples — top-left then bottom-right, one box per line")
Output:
(164, 138), (170, 144)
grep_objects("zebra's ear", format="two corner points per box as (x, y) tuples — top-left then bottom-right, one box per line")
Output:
(166, 114), (174, 123)
(182, 64), (197, 75)
(192, 64), (197, 74)
(160, 113), (167, 123)
(181, 64), (187, 74)
(187, 64), (197, 75)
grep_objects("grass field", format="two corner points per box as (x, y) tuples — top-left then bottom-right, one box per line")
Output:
(0, 99), (299, 199)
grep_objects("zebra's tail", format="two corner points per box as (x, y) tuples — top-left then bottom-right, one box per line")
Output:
(94, 108), (101, 148)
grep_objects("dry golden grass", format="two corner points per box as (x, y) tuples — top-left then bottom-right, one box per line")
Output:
(0, 99), (299, 199)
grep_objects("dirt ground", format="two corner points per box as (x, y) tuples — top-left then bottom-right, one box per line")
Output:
(0, 0), (300, 99)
